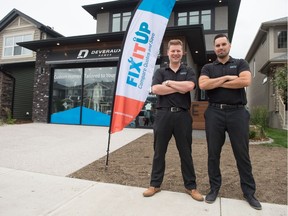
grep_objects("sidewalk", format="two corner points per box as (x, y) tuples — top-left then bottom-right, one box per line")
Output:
(0, 123), (287, 216)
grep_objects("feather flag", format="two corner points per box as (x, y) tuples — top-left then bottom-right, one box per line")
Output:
(110, 0), (176, 133)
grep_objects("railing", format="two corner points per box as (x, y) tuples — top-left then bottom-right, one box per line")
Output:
(278, 97), (286, 127)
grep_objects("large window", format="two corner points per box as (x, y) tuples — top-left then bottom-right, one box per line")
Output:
(50, 67), (117, 126)
(82, 67), (116, 125)
(51, 68), (83, 124)
(112, 12), (131, 32)
(277, 31), (287, 49)
(50, 66), (160, 128)
(3, 34), (33, 57)
(177, 10), (211, 30)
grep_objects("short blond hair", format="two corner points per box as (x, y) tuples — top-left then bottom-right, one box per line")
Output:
(167, 39), (183, 49)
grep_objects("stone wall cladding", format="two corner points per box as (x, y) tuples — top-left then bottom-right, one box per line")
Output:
(0, 71), (14, 119)
(32, 50), (51, 122)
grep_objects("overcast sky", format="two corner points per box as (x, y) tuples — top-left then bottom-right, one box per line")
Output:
(1, 0), (287, 58)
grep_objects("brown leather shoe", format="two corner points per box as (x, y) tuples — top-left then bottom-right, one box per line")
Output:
(185, 189), (204, 201)
(143, 187), (161, 197)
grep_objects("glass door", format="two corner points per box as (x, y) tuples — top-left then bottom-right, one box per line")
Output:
(82, 67), (116, 126)
(50, 68), (82, 124)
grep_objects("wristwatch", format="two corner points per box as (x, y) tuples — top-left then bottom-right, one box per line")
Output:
(165, 80), (170, 86)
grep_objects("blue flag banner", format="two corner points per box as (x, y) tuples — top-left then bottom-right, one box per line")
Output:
(110, 0), (176, 133)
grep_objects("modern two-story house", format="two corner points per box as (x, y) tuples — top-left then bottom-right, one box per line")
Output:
(15, 0), (240, 129)
(0, 9), (63, 121)
(245, 17), (287, 129)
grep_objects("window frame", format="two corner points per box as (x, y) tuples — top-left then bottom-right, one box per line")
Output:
(176, 9), (212, 30)
(277, 30), (287, 49)
(2, 32), (34, 59)
(110, 11), (132, 32)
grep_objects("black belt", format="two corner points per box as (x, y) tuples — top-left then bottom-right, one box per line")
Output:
(209, 103), (244, 110)
(157, 107), (187, 112)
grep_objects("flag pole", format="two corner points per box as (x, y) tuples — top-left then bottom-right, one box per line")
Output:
(105, 0), (143, 170)
(105, 0), (176, 169)
(105, 132), (112, 170)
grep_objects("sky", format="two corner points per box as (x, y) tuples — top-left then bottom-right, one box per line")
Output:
(0, 0), (287, 58)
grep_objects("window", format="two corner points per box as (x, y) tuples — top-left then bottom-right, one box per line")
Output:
(51, 68), (83, 124)
(178, 12), (188, 26)
(3, 34), (33, 57)
(200, 90), (206, 100)
(277, 31), (287, 49)
(201, 10), (211, 30)
(112, 12), (131, 32)
(177, 10), (211, 30)
(253, 58), (256, 78)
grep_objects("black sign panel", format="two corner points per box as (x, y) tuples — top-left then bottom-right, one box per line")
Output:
(46, 48), (122, 64)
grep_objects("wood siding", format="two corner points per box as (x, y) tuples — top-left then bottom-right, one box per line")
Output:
(10, 66), (34, 120)
(191, 101), (208, 130)
(0, 16), (37, 64)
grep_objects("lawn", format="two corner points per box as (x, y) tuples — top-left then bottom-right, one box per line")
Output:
(266, 127), (287, 148)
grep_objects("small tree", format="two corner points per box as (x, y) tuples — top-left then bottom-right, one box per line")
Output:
(249, 106), (268, 140)
(250, 106), (269, 130)
(272, 65), (287, 105)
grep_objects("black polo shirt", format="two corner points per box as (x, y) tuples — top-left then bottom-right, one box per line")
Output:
(200, 57), (250, 105)
(152, 64), (196, 109)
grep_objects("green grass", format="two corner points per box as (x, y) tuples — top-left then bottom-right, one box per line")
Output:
(265, 128), (287, 148)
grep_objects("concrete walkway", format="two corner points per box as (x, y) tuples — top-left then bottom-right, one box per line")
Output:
(0, 123), (287, 216)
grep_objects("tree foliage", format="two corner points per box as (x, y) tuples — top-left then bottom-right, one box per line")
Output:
(272, 64), (287, 104)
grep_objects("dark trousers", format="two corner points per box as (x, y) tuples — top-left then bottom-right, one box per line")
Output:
(150, 109), (197, 190)
(204, 106), (256, 196)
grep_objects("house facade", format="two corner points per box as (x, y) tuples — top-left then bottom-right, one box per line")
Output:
(14, 0), (240, 129)
(0, 9), (63, 121)
(245, 17), (287, 129)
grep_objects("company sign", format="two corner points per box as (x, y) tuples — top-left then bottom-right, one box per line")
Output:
(46, 48), (122, 64)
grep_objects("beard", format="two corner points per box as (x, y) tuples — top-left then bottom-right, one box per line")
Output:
(217, 51), (229, 59)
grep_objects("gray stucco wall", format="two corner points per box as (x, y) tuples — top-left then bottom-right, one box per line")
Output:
(96, 13), (110, 33)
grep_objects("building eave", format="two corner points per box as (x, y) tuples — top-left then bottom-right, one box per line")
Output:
(18, 25), (206, 65)
(82, 0), (240, 42)
(259, 59), (287, 75)
(0, 8), (64, 37)
(245, 16), (288, 62)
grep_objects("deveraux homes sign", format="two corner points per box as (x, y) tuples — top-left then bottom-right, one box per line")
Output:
(46, 47), (122, 64)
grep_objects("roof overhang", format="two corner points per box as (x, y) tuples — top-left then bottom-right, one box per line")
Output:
(259, 53), (288, 74)
(246, 17), (288, 62)
(0, 9), (63, 37)
(18, 25), (206, 65)
(83, 0), (240, 41)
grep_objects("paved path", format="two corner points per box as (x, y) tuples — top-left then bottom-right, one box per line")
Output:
(0, 123), (287, 216)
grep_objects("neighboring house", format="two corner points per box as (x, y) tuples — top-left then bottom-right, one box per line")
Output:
(245, 17), (287, 129)
(17, 0), (240, 129)
(0, 9), (63, 121)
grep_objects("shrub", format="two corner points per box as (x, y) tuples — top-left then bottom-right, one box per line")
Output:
(2, 107), (16, 124)
(250, 106), (269, 129)
(249, 130), (256, 139)
(249, 124), (267, 140)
